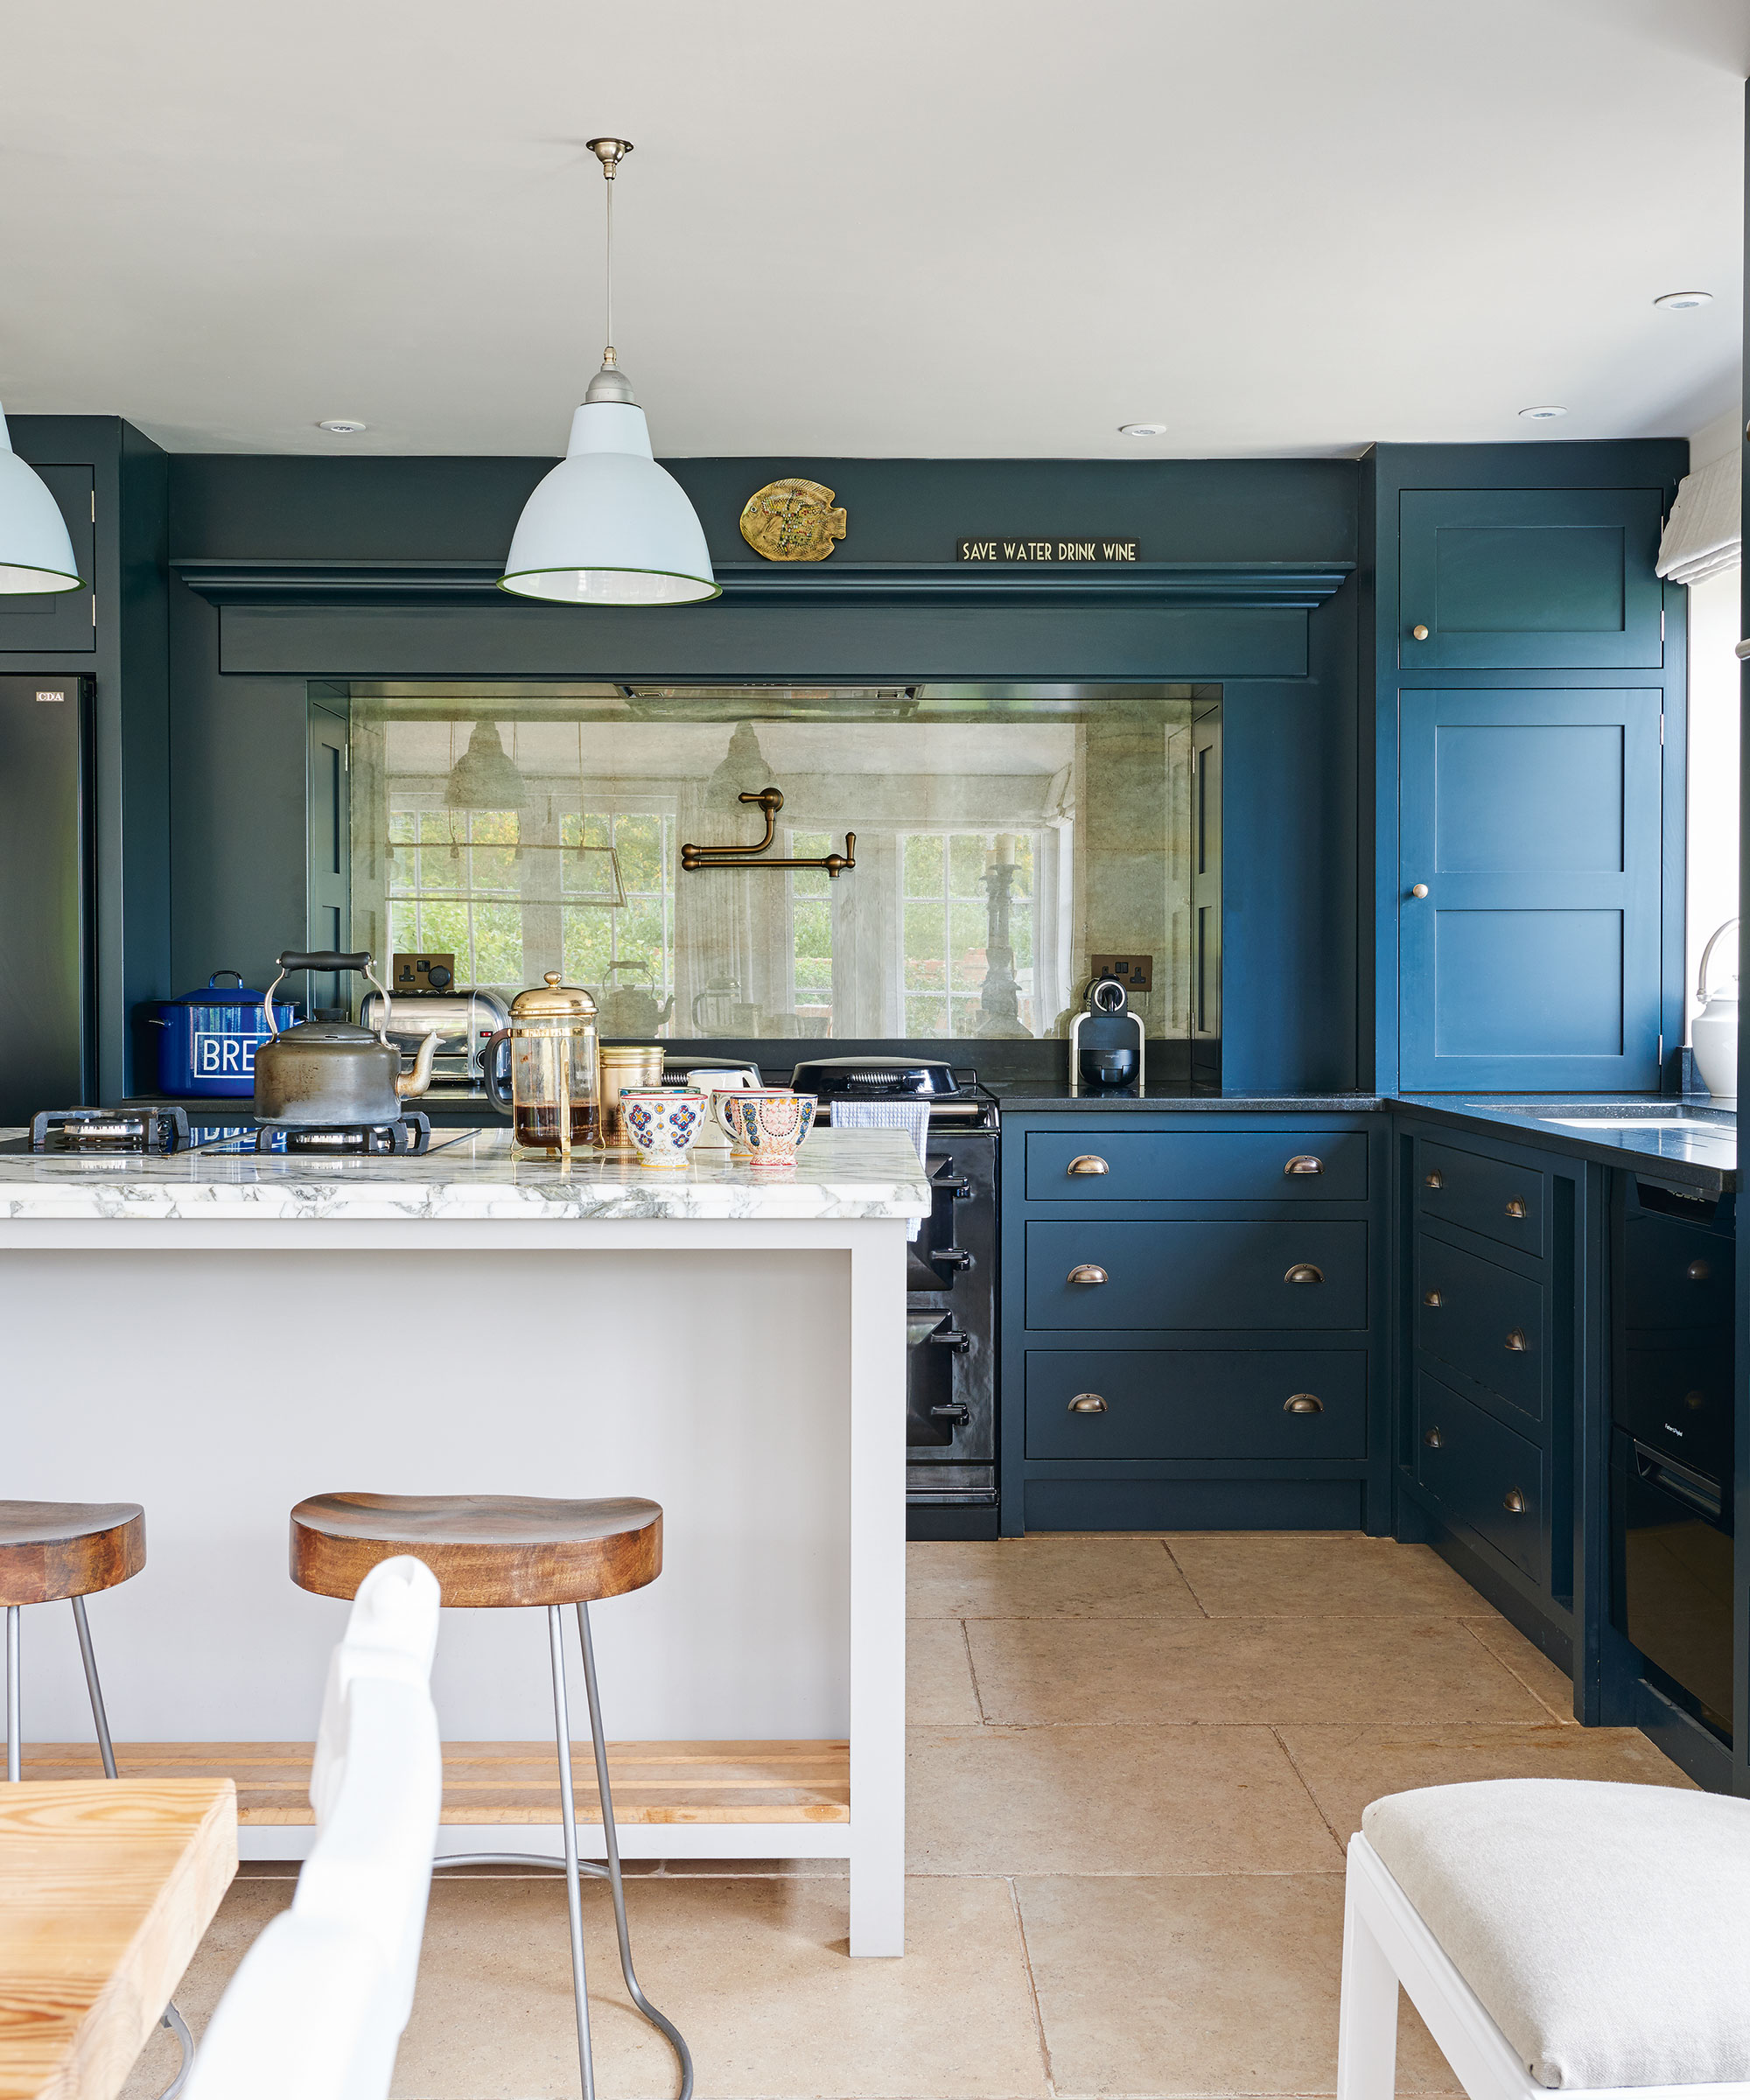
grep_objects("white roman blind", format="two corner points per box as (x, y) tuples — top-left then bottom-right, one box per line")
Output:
(1657, 449), (1741, 586)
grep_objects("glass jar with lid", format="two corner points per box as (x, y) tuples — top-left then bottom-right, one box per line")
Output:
(482, 974), (599, 1158)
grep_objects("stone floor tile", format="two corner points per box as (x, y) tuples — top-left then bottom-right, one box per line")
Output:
(1459, 1615), (1577, 1722)
(1017, 1872), (1460, 2096)
(907, 1537), (1202, 1621)
(1278, 1721), (1695, 1839)
(1166, 1533), (1485, 1620)
(391, 1873), (1047, 2097)
(908, 1617), (984, 1723)
(908, 1724), (1343, 1875)
(965, 1614), (1551, 1726)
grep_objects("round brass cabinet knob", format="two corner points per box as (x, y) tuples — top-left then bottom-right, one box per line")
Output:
(1424, 1426), (1444, 1448)
(1410, 883), (1431, 899)
(1504, 1327), (1529, 1352)
(1423, 1290), (1443, 1308)
(1068, 1155), (1110, 1176)
(1068, 1393), (1108, 1414)
(1411, 623), (1431, 640)
(1284, 1393), (1324, 1414)
(1685, 1389), (1707, 1410)
(1687, 1258), (1712, 1282)
(1502, 1488), (1527, 1515)
(1424, 1170), (1443, 1189)
(1284, 1263), (1324, 1285)
(1067, 1264), (1109, 1285)
(1504, 1197), (1528, 1220)
(1284, 1155), (1324, 1176)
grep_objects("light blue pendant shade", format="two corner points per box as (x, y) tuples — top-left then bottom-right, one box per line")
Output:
(0, 403), (81, 594)
(499, 396), (718, 606)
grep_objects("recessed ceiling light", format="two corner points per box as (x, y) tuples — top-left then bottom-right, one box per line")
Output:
(1653, 290), (1713, 311)
(1518, 405), (1568, 420)
(318, 418), (367, 434)
(1117, 423), (1167, 438)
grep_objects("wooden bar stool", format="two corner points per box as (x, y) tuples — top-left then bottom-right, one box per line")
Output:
(289, 1491), (691, 2100)
(1, 1499), (145, 1784)
(1, 1499), (198, 2094)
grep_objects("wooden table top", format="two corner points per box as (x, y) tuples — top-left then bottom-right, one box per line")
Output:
(0, 1779), (237, 2100)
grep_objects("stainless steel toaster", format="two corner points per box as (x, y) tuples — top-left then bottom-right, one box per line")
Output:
(357, 987), (513, 1089)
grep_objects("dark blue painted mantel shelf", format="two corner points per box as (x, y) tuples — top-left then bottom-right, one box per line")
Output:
(172, 557), (1355, 611)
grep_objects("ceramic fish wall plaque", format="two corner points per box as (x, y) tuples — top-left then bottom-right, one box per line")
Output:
(738, 479), (848, 562)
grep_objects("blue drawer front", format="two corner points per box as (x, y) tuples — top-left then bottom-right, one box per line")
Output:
(1026, 1220), (1368, 1331)
(1415, 1372), (1546, 1583)
(1416, 1139), (1545, 1259)
(1026, 1348), (1367, 1460)
(1026, 1130), (1368, 1203)
(1416, 1232), (1544, 1424)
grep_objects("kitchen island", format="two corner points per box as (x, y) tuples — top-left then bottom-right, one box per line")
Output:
(0, 1127), (929, 1956)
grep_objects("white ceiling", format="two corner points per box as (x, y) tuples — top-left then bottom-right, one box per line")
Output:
(1, 0), (1744, 458)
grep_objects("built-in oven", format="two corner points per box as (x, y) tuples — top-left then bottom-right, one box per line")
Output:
(791, 1057), (999, 1536)
(1610, 1176), (1736, 1743)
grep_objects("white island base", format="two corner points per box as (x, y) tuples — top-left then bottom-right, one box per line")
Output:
(1, 1130), (927, 1956)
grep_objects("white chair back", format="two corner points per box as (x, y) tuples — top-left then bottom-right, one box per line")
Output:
(183, 1557), (443, 2100)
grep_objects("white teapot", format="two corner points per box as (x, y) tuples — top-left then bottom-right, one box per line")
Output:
(1690, 917), (1739, 1109)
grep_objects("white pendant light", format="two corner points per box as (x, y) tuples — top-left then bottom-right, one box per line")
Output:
(0, 402), (81, 594)
(500, 139), (718, 606)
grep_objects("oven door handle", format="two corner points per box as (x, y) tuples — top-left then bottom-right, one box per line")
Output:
(928, 1325), (972, 1354)
(1634, 1444), (1724, 1522)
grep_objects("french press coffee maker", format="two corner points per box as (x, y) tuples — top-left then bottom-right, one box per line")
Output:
(482, 974), (600, 1158)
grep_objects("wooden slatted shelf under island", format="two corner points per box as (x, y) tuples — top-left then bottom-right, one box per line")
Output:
(22, 1740), (850, 1827)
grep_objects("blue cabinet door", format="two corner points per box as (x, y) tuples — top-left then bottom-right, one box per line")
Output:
(1399, 488), (1664, 669)
(1399, 690), (1662, 1091)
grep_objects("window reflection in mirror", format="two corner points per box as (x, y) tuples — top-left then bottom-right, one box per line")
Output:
(345, 682), (1217, 1045)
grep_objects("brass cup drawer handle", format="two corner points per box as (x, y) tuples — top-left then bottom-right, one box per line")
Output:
(1502, 1488), (1527, 1516)
(1423, 1290), (1443, 1308)
(1068, 1154), (1110, 1176)
(1067, 1264), (1109, 1285)
(1687, 1258), (1712, 1282)
(1284, 1155), (1323, 1176)
(1424, 1170), (1443, 1189)
(1068, 1393), (1108, 1414)
(1504, 1198), (1528, 1221)
(1504, 1327), (1529, 1353)
(1424, 1426), (1444, 1448)
(1284, 1393), (1324, 1414)
(1284, 1263), (1324, 1285)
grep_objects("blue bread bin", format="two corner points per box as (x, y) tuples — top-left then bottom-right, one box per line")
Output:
(153, 971), (295, 1098)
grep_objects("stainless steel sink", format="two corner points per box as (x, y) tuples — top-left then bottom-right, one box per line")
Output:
(1470, 1102), (1734, 1138)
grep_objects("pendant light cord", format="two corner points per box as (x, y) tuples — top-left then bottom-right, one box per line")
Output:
(603, 164), (614, 361)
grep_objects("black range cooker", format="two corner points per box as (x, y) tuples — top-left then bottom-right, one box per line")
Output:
(791, 1057), (999, 1537)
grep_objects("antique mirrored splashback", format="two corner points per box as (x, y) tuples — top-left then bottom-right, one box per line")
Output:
(344, 682), (1219, 1043)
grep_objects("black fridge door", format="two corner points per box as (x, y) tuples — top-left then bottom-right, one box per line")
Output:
(0, 676), (92, 1123)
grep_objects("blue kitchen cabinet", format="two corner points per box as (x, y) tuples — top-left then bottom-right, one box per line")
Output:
(1000, 1111), (1389, 1535)
(1397, 487), (1664, 670)
(1397, 689), (1664, 1092)
(1394, 1114), (1600, 1704)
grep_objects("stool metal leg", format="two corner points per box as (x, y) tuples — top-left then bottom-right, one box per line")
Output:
(576, 1602), (694, 2100)
(549, 1605), (599, 2100)
(66, 1594), (194, 2100)
(71, 1595), (118, 1780)
(5, 1606), (18, 1782)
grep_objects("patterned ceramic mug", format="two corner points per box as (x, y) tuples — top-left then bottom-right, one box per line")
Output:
(620, 1088), (709, 1169)
(714, 1088), (818, 1172)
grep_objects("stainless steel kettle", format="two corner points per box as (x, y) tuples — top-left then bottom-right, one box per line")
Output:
(253, 950), (438, 1127)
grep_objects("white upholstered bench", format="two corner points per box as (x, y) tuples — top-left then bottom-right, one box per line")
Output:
(1338, 1779), (1750, 2100)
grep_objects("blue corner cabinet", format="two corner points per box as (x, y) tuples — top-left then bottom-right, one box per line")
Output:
(1366, 443), (1686, 1098)
(1392, 1113), (1602, 1706)
(999, 1112), (1390, 1534)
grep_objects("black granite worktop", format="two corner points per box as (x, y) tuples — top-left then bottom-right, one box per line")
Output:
(1391, 1096), (1736, 1196)
(986, 1082), (1384, 1113)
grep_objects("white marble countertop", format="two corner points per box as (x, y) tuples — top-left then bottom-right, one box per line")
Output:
(0, 1126), (932, 1223)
